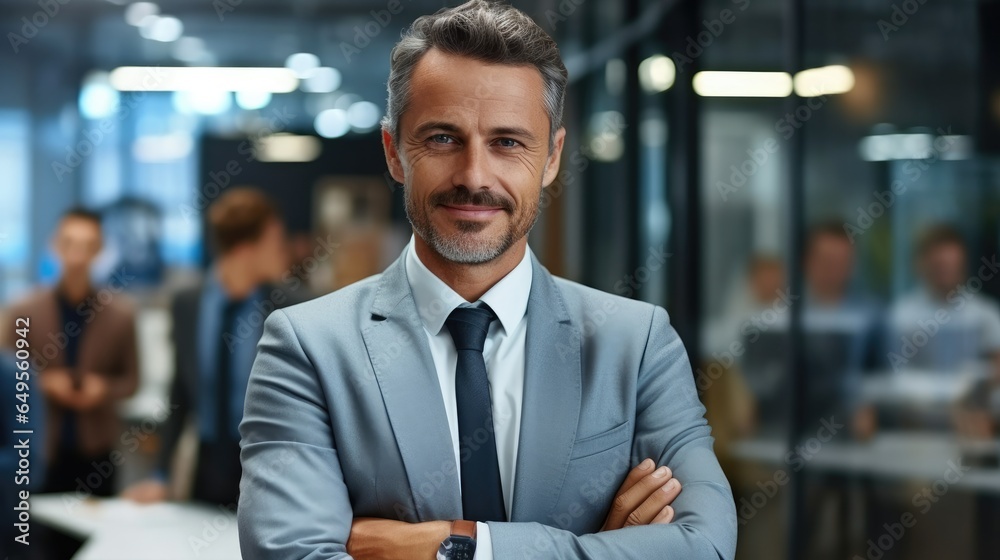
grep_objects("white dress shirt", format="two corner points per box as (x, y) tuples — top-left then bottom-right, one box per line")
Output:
(404, 236), (531, 560)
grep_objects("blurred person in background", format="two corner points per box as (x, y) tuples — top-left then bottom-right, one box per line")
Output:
(122, 187), (305, 507)
(801, 222), (883, 438)
(883, 225), (1000, 430)
(799, 222), (885, 560)
(1, 208), (139, 559)
(728, 254), (789, 436)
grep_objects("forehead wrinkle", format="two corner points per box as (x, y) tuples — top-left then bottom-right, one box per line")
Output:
(403, 50), (549, 139)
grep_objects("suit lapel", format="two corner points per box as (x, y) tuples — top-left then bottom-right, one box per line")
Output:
(510, 254), (582, 522)
(360, 255), (463, 522)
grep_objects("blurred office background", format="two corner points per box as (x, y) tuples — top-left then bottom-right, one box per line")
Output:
(2, 0), (1000, 559)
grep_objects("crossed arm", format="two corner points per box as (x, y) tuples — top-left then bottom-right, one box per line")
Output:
(238, 306), (736, 559)
(347, 458), (686, 559)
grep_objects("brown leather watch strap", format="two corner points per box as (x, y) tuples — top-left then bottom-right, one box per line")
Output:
(451, 520), (477, 539)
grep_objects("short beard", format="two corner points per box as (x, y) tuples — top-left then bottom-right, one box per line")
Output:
(404, 185), (541, 265)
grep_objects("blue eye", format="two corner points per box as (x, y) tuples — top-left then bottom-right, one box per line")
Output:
(430, 134), (453, 144)
(496, 138), (520, 148)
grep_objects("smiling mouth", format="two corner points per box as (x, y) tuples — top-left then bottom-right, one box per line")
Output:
(439, 204), (505, 220)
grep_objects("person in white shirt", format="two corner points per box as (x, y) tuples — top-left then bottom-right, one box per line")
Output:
(236, 2), (736, 559)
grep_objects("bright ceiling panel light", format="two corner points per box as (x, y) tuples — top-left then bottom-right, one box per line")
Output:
(109, 67), (299, 93)
(638, 55), (676, 93)
(315, 108), (349, 138)
(285, 53), (320, 79)
(124, 2), (158, 26)
(794, 65), (855, 97)
(255, 134), (322, 162)
(79, 72), (120, 120)
(347, 101), (380, 131)
(302, 67), (342, 93)
(235, 91), (272, 111)
(693, 71), (793, 97)
(172, 90), (232, 115)
(140, 15), (183, 42)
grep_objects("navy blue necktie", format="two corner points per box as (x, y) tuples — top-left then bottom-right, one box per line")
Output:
(445, 303), (507, 522)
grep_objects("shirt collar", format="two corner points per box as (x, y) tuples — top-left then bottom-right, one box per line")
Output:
(404, 234), (533, 336)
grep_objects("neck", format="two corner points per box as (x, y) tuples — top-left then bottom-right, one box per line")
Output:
(414, 236), (526, 302)
(58, 273), (91, 304)
(216, 255), (259, 300)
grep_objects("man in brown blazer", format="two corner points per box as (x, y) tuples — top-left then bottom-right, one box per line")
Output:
(2, 208), (139, 499)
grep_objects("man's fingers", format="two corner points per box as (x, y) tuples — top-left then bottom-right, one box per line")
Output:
(651, 504), (675, 524)
(623, 477), (682, 527)
(616, 458), (655, 495)
(604, 465), (673, 529)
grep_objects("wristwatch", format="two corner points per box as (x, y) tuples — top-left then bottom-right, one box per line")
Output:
(437, 520), (477, 560)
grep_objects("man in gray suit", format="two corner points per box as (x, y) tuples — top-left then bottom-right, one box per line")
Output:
(238, 1), (736, 558)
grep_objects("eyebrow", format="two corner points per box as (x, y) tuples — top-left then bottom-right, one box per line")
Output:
(412, 121), (539, 143)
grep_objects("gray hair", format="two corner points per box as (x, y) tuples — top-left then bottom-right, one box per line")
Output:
(381, 0), (568, 150)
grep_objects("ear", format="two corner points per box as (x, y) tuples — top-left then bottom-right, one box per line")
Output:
(541, 126), (566, 188)
(382, 128), (405, 185)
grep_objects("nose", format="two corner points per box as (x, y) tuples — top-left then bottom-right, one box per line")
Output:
(451, 140), (496, 191)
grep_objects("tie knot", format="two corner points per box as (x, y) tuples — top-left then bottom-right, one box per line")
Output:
(445, 304), (496, 352)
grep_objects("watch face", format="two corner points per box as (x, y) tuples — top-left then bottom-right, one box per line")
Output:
(437, 535), (476, 560)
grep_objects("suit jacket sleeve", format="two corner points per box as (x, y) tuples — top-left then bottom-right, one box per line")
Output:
(485, 306), (737, 559)
(237, 308), (354, 559)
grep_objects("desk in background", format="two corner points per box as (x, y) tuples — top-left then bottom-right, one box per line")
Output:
(31, 494), (240, 560)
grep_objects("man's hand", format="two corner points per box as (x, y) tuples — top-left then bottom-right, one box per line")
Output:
(601, 458), (682, 531)
(72, 372), (110, 411)
(348, 517), (451, 560)
(39, 368), (78, 408)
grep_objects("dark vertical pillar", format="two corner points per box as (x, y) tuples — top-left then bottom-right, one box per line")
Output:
(664, 0), (702, 355)
(784, 0), (807, 558)
(623, 0), (642, 282)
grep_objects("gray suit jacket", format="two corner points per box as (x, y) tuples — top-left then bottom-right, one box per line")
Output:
(238, 251), (737, 559)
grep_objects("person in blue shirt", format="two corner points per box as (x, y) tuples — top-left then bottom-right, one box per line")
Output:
(122, 188), (308, 507)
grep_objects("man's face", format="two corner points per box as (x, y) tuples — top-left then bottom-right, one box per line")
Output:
(253, 220), (289, 283)
(749, 261), (785, 304)
(53, 217), (102, 275)
(805, 234), (854, 298)
(383, 48), (565, 264)
(921, 242), (967, 295)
